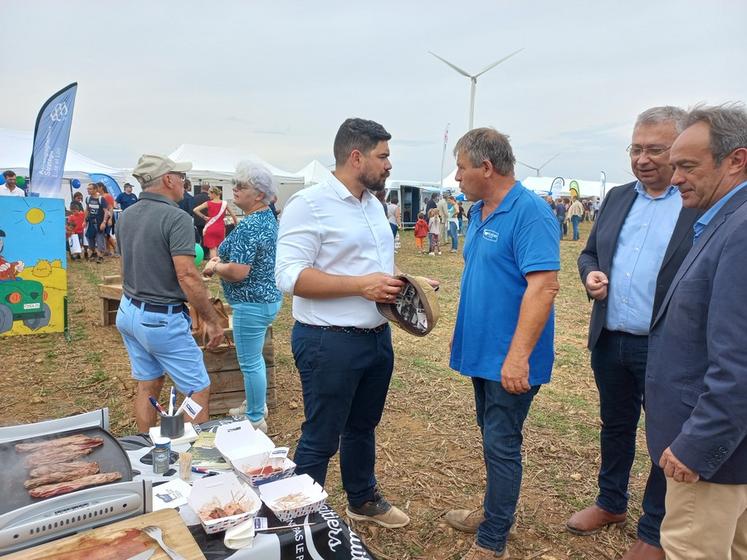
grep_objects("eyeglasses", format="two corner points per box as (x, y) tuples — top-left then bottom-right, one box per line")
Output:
(168, 172), (186, 181)
(627, 145), (671, 158)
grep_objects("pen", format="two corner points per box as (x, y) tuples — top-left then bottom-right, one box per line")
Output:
(191, 467), (220, 476)
(169, 387), (176, 416)
(148, 396), (167, 416)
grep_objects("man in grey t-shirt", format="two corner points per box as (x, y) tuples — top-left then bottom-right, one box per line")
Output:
(116, 154), (224, 431)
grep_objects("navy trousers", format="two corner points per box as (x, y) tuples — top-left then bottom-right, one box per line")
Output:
(591, 329), (666, 547)
(291, 322), (394, 507)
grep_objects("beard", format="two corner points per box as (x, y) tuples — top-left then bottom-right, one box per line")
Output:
(360, 168), (388, 192)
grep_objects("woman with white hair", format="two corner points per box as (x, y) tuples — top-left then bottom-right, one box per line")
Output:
(202, 161), (283, 432)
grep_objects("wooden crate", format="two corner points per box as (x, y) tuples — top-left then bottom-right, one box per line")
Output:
(98, 275), (123, 326)
(199, 326), (277, 415)
(97, 274), (277, 416)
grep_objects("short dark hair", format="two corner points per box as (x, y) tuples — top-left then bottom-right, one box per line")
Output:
(333, 118), (391, 165)
(3, 170), (16, 179)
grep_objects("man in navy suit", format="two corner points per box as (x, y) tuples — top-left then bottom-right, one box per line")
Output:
(570, 107), (700, 560)
(646, 103), (747, 559)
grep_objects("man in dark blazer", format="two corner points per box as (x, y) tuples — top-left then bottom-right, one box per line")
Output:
(569, 106), (700, 560)
(646, 104), (747, 559)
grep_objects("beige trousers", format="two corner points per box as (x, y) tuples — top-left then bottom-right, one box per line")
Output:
(662, 478), (747, 559)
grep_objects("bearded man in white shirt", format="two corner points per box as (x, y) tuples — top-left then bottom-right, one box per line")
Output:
(276, 118), (412, 529)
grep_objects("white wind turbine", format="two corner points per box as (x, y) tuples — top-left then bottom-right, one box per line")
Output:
(517, 153), (561, 176)
(428, 48), (523, 130)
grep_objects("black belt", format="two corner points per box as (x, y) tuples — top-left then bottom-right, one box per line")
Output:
(126, 296), (186, 315)
(297, 322), (388, 335)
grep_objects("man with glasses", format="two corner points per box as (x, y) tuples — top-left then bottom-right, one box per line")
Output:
(116, 154), (224, 431)
(568, 107), (700, 560)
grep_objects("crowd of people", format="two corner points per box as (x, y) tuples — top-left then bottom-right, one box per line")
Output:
(7, 100), (745, 559)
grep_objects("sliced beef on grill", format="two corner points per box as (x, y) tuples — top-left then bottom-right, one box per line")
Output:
(28, 461), (97, 478)
(24, 462), (100, 489)
(15, 434), (104, 453)
(23, 445), (97, 468)
(29, 471), (122, 499)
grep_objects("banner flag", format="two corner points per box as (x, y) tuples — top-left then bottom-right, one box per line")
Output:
(550, 176), (565, 198)
(569, 179), (580, 198)
(89, 173), (122, 197)
(29, 83), (78, 198)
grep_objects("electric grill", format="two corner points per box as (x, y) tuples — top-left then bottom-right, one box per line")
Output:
(0, 409), (152, 555)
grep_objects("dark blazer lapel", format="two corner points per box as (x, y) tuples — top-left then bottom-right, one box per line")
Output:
(659, 208), (699, 273)
(652, 188), (747, 328)
(601, 184), (637, 271)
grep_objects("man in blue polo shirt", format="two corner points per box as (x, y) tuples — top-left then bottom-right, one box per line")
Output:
(445, 128), (560, 560)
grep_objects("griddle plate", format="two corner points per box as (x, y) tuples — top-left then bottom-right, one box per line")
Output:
(0, 426), (132, 516)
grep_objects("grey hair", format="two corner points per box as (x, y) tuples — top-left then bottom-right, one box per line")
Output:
(635, 105), (687, 133)
(234, 160), (277, 204)
(453, 127), (515, 176)
(684, 102), (747, 165)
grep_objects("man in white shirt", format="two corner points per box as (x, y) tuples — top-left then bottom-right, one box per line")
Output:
(0, 171), (26, 197)
(276, 118), (410, 529)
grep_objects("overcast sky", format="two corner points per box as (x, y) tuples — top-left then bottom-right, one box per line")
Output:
(2, 0), (745, 184)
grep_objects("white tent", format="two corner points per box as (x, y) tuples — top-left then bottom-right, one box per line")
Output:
(168, 144), (305, 207)
(522, 176), (620, 198)
(442, 168), (619, 199)
(0, 128), (136, 202)
(295, 159), (333, 185)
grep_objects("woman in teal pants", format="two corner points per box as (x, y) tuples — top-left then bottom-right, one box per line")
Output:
(203, 161), (282, 433)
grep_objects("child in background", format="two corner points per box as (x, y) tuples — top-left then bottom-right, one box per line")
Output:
(414, 212), (428, 254)
(67, 201), (85, 260)
(428, 208), (441, 256)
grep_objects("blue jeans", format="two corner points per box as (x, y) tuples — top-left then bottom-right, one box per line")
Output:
(571, 215), (581, 240)
(231, 299), (282, 422)
(557, 216), (565, 238)
(473, 378), (540, 553)
(591, 329), (665, 547)
(448, 221), (458, 250)
(291, 322), (394, 507)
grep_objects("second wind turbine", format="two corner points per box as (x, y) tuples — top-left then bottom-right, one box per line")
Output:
(429, 48), (523, 130)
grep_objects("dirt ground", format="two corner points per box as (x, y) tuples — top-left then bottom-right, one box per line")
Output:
(0, 221), (651, 559)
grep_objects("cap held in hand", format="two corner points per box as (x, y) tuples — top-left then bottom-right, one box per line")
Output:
(377, 274), (439, 336)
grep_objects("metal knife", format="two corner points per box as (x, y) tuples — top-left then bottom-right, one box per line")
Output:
(126, 549), (156, 560)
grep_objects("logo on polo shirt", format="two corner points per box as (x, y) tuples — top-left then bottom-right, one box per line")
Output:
(483, 229), (499, 242)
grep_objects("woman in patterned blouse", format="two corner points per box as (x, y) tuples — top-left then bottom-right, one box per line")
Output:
(202, 161), (283, 433)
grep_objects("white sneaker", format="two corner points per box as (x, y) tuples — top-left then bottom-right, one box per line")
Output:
(250, 419), (268, 433)
(228, 401), (268, 418)
(428, 252), (435, 256)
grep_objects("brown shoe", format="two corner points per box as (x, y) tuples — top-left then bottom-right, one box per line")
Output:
(620, 539), (665, 560)
(446, 508), (484, 533)
(461, 542), (509, 559)
(566, 504), (626, 536)
(446, 508), (518, 539)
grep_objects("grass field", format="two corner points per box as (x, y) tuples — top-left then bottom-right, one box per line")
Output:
(0, 220), (650, 559)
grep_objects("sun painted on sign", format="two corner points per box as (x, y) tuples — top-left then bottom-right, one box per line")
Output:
(0, 197), (67, 336)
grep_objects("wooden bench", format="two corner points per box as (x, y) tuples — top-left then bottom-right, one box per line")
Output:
(97, 275), (277, 414)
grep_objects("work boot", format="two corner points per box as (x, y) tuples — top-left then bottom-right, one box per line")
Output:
(346, 490), (410, 528)
(446, 508), (517, 539)
(620, 539), (665, 560)
(461, 542), (509, 559)
(566, 504), (626, 536)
